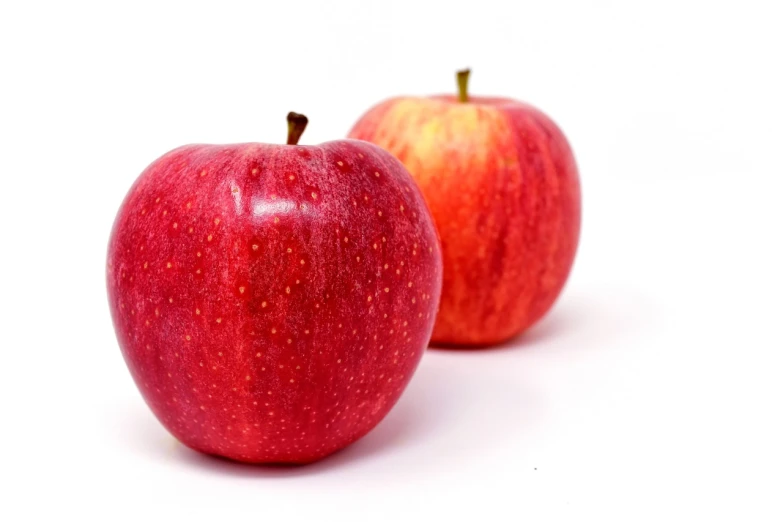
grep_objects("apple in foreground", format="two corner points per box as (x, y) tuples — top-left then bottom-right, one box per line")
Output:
(107, 113), (443, 464)
(348, 70), (581, 346)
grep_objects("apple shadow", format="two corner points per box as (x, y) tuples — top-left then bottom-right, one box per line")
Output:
(110, 290), (653, 477)
(428, 287), (658, 354)
(168, 388), (433, 478)
(110, 287), (663, 479)
(111, 356), (491, 478)
(428, 298), (584, 353)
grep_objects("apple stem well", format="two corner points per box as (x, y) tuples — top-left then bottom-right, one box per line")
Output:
(286, 112), (308, 145)
(456, 68), (471, 103)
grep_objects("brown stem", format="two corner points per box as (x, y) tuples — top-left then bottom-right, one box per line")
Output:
(286, 112), (308, 145)
(456, 69), (471, 103)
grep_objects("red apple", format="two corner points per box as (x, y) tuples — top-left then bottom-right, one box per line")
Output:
(348, 70), (580, 346)
(107, 113), (443, 464)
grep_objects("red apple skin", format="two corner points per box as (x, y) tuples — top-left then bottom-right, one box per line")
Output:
(106, 139), (442, 464)
(349, 95), (580, 346)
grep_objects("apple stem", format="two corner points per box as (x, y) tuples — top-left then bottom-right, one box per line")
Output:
(286, 112), (308, 145)
(457, 68), (471, 103)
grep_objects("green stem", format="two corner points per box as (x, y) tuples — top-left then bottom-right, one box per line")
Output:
(456, 68), (471, 103)
(286, 112), (308, 145)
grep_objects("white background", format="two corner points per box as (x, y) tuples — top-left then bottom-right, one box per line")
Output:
(1, 0), (782, 520)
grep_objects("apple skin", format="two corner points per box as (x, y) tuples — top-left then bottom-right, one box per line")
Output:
(106, 139), (442, 464)
(348, 95), (580, 346)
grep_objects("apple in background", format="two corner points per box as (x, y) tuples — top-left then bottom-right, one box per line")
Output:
(348, 70), (581, 346)
(107, 113), (443, 464)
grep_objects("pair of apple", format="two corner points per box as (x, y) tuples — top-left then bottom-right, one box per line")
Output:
(107, 70), (581, 464)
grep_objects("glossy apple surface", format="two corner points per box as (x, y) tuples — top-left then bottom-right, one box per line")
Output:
(348, 72), (580, 346)
(107, 124), (442, 463)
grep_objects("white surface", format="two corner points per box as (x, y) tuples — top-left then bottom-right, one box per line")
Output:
(1, 0), (782, 520)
